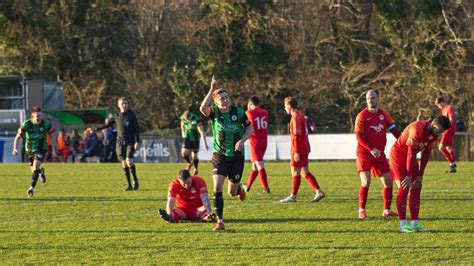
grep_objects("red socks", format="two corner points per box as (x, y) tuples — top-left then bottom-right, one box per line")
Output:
(246, 170), (258, 191)
(292, 175), (301, 195)
(409, 187), (421, 220)
(359, 186), (369, 209)
(449, 151), (456, 163)
(383, 187), (393, 210)
(441, 149), (455, 164)
(259, 169), (269, 190)
(304, 173), (320, 190)
(171, 210), (180, 222)
(396, 187), (409, 220)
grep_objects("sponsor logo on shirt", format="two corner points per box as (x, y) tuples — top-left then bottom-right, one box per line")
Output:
(369, 123), (384, 133)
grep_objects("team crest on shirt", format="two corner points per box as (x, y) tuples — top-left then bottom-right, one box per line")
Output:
(191, 188), (196, 194)
(124, 120), (129, 127)
(379, 115), (385, 121)
(231, 115), (237, 122)
(39, 127), (44, 132)
(369, 123), (384, 133)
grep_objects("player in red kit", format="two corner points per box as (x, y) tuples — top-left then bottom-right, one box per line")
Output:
(355, 90), (401, 219)
(244, 96), (270, 193)
(159, 169), (216, 223)
(280, 97), (325, 203)
(435, 96), (457, 173)
(390, 116), (450, 232)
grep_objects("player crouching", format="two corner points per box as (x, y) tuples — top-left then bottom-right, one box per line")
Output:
(159, 170), (216, 223)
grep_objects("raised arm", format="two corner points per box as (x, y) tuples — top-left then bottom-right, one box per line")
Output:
(197, 123), (208, 151)
(200, 76), (218, 117)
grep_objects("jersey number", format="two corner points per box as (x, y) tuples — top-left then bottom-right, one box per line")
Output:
(254, 116), (268, 130)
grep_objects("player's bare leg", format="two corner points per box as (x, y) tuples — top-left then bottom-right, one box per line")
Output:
(358, 171), (371, 219)
(181, 148), (192, 170)
(191, 151), (199, 175)
(228, 180), (246, 201)
(380, 172), (397, 217)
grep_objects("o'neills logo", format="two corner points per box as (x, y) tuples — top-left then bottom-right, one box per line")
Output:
(135, 143), (170, 157)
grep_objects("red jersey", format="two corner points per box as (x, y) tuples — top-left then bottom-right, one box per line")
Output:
(441, 104), (456, 134)
(354, 108), (394, 153)
(168, 176), (208, 209)
(290, 111), (310, 154)
(391, 121), (438, 177)
(246, 107), (268, 141)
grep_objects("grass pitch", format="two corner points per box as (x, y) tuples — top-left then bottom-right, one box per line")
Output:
(0, 161), (473, 264)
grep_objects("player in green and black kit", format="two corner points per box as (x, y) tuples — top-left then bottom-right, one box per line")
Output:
(180, 111), (208, 175)
(12, 107), (56, 197)
(200, 76), (254, 231)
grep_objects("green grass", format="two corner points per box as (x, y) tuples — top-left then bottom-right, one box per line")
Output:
(0, 161), (473, 264)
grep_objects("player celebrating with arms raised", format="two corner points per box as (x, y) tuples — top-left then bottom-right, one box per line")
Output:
(354, 90), (401, 219)
(280, 97), (325, 203)
(244, 95), (270, 193)
(390, 115), (450, 232)
(199, 76), (253, 231)
(12, 107), (56, 197)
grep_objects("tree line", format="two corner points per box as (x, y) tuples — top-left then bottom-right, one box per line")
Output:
(0, 0), (472, 134)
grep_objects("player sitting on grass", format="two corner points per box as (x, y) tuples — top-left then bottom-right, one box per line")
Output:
(159, 169), (216, 223)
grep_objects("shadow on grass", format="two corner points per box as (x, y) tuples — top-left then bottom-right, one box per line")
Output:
(0, 197), (165, 202)
(0, 228), (473, 234)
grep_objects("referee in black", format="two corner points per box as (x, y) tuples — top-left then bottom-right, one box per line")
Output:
(96, 97), (140, 191)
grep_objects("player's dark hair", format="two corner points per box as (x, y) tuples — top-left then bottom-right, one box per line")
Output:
(432, 115), (451, 131)
(249, 95), (260, 106)
(435, 96), (445, 105)
(178, 169), (191, 180)
(284, 97), (298, 108)
(31, 106), (42, 113)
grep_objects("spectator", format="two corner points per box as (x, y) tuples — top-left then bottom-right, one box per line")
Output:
(80, 129), (104, 162)
(70, 128), (83, 163)
(56, 128), (71, 162)
(103, 118), (118, 162)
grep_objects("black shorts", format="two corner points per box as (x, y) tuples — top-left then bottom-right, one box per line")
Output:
(182, 138), (200, 152)
(27, 151), (46, 166)
(116, 141), (135, 161)
(212, 152), (244, 183)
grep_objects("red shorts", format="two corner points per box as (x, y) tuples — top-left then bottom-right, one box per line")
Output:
(174, 206), (205, 220)
(389, 153), (420, 181)
(249, 138), (267, 162)
(290, 152), (309, 168)
(440, 129), (455, 146)
(356, 150), (390, 177)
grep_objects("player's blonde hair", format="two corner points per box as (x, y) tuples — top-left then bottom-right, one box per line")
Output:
(284, 97), (298, 108)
